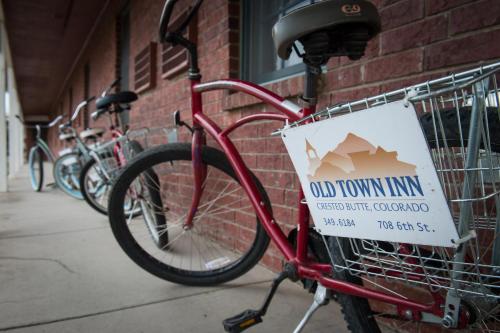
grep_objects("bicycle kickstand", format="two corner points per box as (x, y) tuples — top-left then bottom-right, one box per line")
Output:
(292, 283), (330, 333)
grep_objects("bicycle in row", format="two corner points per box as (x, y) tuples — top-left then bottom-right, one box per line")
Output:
(78, 78), (150, 217)
(107, 0), (500, 331)
(52, 96), (101, 199)
(17, 113), (63, 192)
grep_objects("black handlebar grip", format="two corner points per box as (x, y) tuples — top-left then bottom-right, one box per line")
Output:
(110, 78), (121, 89)
(176, 0), (203, 34)
(159, 0), (179, 42)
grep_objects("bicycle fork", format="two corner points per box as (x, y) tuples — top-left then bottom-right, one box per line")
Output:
(184, 127), (207, 230)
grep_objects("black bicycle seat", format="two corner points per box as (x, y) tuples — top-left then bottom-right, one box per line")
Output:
(96, 91), (138, 110)
(272, 0), (380, 64)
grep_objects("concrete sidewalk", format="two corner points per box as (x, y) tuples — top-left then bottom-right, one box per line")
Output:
(0, 167), (349, 333)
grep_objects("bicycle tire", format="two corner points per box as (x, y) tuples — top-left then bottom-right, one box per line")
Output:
(80, 140), (144, 215)
(80, 157), (111, 215)
(53, 153), (83, 200)
(108, 143), (271, 286)
(28, 146), (44, 192)
(419, 107), (500, 152)
(328, 237), (382, 333)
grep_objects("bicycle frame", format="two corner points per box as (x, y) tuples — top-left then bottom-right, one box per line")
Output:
(187, 77), (448, 323)
(34, 126), (56, 163)
(87, 127), (125, 181)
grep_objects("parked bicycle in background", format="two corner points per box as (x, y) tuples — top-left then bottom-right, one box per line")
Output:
(52, 96), (100, 199)
(79, 79), (143, 216)
(16, 114), (63, 192)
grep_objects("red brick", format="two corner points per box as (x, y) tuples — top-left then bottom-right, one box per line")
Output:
(364, 34), (381, 59)
(256, 154), (283, 170)
(364, 48), (423, 83)
(326, 65), (363, 89)
(449, 0), (500, 35)
(425, 0), (475, 15)
(367, 0), (384, 9)
(424, 28), (500, 70)
(266, 187), (285, 206)
(379, 0), (424, 31)
(380, 0), (401, 7)
(381, 15), (448, 55)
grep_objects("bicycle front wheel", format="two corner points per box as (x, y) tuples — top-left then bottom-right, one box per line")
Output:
(53, 153), (83, 199)
(80, 157), (113, 215)
(80, 141), (143, 215)
(28, 146), (44, 191)
(108, 143), (271, 286)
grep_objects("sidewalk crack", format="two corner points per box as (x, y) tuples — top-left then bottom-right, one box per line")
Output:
(0, 256), (75, 274)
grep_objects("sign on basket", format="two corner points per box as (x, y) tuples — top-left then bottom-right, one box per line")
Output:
(281, 101), (459, 247)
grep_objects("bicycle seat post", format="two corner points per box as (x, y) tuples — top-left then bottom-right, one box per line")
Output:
(302, 64), (321, 109)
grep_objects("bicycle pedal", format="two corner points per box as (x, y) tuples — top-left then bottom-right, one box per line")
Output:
(223, 309), (262, 333)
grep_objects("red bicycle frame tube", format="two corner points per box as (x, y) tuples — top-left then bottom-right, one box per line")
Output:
(188, 78), (444, 318)
(111, 128), (126, 167)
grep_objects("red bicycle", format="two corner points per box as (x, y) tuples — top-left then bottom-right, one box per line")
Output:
(108, 1), (500, 332)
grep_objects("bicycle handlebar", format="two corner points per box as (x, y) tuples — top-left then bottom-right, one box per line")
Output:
(70, 96), (96, 122)
(159, 0), (203, 43)
(16, 114), (63, 128)
(159, 0), (178, 42)
(101, 78), (121, 97)
(48, 115), (64, 128)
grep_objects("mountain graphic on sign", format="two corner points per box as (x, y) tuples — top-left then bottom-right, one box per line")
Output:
(306, 133), (416, 181)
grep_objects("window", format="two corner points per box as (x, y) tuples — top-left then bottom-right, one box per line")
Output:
(241, 0), (316, 84)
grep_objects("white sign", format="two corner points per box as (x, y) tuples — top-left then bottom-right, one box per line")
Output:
(282, 101), (459, 247)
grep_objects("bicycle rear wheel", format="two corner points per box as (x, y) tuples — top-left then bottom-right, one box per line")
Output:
(80, 157), (113, 215)
(28, 146), (44, 191)
(328, 237), (381, 333)
(108, 143), (271, 286)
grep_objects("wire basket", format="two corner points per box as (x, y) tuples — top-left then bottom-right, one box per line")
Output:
(90, 138), (121, 179)
(126, 126), (178, 150)
(283, 62), (500, 306)
(87, 127), (177, 178)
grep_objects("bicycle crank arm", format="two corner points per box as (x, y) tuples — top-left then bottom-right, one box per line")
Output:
(222, 270), (290, 332)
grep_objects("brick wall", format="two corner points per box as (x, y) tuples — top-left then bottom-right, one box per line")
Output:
(45, 1), (500, 330)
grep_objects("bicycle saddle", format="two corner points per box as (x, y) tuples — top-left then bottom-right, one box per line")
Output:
(272, 0), (380, 65)
(96, 91), (138, 110)
(80, 127), (105, 140)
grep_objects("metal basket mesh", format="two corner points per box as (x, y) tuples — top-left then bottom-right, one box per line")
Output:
(284, 62), (500, 307)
